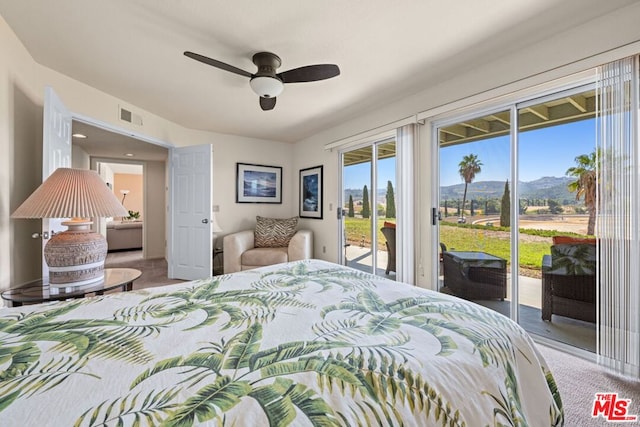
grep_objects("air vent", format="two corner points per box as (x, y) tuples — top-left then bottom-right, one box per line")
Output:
(118, 106), (143, 126)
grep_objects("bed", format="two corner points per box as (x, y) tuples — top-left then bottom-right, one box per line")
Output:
(0, 260), (563, 426)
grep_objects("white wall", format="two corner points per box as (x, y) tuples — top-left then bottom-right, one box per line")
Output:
(144, 160), (166, 259)
(72, 145), (90, 169)
(293, 2), (640, 288)
(0, 14), (293, 293)
(1, 13), (44, 290)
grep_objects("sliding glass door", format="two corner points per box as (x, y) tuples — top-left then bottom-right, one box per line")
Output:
(516, 86), (597, 352)
(435, 84), (598, 353)
(437, 109), (513, 315)
(341, 139), (397, 278)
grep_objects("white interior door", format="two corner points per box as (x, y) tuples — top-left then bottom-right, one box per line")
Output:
(42, 86), (72, 277)
(168, 144), (212, 280)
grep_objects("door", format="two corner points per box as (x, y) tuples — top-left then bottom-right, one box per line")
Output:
(436, 109), (512, 314)
(42, 86), (72, 277)
(434, 84), (598, 353)
(168, 144), (212, 280)
(340, 139), (397, 278)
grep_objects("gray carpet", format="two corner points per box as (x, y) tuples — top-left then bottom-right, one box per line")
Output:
(537, 344), (640, 426)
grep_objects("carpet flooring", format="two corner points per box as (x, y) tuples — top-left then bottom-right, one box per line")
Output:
(104, 251), (639, 426)
(537, 344), (640, 426)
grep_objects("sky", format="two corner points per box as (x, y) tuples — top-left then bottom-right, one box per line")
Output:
(344, 118), (596, 190)
(344, 156), (396, 190)
(440, 119), (596, 186)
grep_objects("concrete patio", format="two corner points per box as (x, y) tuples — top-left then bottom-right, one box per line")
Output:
(344, 245), (595, 352)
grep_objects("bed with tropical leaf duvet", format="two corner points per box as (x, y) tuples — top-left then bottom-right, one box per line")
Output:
(0, 259), (562, 426)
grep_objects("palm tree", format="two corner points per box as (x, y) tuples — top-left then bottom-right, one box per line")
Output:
(458, 154), (483, 222)
(566, 150), (598, 235)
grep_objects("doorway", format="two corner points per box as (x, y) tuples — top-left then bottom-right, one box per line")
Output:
(71, 120), (169, 261)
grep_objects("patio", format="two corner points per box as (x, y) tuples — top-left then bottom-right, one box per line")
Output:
(345, 245), (595, 352)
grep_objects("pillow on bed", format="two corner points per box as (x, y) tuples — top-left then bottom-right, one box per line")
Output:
(255, 216), (298, 247)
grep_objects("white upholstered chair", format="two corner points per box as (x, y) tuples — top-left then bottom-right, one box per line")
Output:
(223, 216), (313, 273)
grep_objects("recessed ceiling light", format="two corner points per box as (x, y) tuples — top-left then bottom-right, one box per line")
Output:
(72, 133), (87, 138)
(124, 153), (134, 157)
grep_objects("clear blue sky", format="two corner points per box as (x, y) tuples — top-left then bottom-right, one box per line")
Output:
(344, 156), (396, 190)
(440, 119), (596, 186)
(344, 119), (596, 190)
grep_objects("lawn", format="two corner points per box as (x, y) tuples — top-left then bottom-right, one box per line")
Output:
(440, 223), (552, 269)
(345, 217), (556, 270)
(344, 217), (392, 250)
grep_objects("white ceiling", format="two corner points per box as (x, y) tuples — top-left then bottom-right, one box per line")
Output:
(1, 1), (636, 143)
(72, 120), (168, 162)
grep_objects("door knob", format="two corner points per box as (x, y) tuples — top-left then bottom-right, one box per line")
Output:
(202, 219), (209, 224)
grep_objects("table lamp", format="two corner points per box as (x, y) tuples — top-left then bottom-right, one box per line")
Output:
(11, 168), (128, 287)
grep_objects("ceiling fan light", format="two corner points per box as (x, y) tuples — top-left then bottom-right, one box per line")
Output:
(249, 76), (284, 98)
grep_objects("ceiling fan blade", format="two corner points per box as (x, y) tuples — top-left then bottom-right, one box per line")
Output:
(184, 51), (253, 78)
(277, 64), (340, 83)
(260, 97), (276, 111)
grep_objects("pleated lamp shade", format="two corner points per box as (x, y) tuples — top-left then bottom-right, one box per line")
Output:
(12, 168), (128, 219)
(12, 168), (128, 287)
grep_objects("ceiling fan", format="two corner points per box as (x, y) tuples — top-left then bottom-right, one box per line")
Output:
(184, 51), (340, 111)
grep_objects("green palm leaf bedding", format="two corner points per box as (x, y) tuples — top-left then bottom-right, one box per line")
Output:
(0, 260), (563, 426)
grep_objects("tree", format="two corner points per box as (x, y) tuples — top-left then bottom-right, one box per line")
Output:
(485, 199), (499, 214)
(348, 195), (355, 217)
(458, 154), (483, 220)
(385, 181), (396, 218)
(548, 199), (564, 214)
(519, 199), (528, 215)
(469, 199), (475, 216)
(444, 199), (449, 217)
(500, 180), (510, 227)
(361, 185), (370, 219)
(566, 150), (598, 235)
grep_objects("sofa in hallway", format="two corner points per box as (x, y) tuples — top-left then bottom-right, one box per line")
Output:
(541, 242), (596, 323)
(223, 216), (313, 273)
(106, 220), (143, 251)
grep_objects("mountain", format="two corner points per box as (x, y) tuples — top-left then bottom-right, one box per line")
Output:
(439, 176), (575, 202)
(345, 176), (576, 203)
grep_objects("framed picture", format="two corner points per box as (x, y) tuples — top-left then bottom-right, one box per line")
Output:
(299, 165), (323, 219)
(236, 163), (282, 203)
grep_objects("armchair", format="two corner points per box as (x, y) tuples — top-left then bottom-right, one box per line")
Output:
(223, 217), (313, 273)
(541, 243), (596, 323)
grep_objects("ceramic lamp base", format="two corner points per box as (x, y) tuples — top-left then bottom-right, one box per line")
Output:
(44, 221), (108, 286)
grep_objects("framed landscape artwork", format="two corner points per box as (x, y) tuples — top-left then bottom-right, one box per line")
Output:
(299, 165), (323, 219)
(236, 163), (282, 204)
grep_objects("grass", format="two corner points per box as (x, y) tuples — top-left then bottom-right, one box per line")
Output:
(345, 217), (591, 270)
(440, 224), (551, 269)
(344, 217), (392, 250)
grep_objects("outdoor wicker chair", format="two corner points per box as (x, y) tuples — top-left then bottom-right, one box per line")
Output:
(541, 243), (596, 323)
